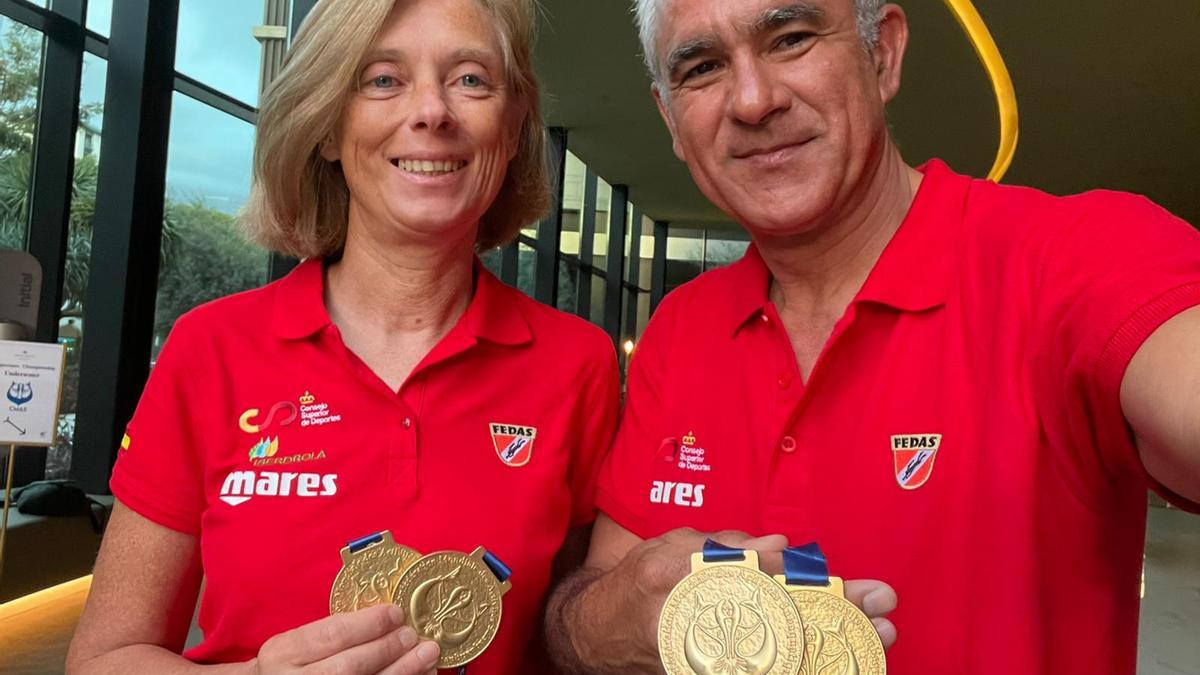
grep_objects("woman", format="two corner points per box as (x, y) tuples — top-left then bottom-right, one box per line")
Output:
(67, 0), (619, 673)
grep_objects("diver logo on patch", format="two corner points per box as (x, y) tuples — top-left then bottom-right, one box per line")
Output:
(490, 423), (537, 467)
(892, 434), (943, 490)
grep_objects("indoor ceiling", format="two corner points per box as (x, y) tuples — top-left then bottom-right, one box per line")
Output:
(531, 0), (1200, 229)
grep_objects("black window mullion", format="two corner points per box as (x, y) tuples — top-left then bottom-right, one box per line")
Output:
(605, 184), (628, 351)
(576, 169), (597, 320)
(71, 0), (180, 494)
(27, 0), (86, 346)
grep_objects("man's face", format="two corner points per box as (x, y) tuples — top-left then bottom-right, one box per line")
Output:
(653, 0), (900, 237)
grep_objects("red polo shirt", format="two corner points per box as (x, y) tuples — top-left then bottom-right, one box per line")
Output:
(597, 160), (1200, 675)
(111, 258), (619, 673)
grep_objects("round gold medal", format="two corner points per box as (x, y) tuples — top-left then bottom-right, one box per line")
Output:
(659, 550), (805, 675)
(391, 547), (511, 669)
(329, 531), (421, 615)
(780, 578), (886, 675)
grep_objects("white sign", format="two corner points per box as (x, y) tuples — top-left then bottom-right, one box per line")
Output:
(0, 340), (66, 447)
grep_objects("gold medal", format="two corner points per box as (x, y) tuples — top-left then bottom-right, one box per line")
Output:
(776, 576), (886, 675)
(659, 549), (805, 675)
(391, 546), (511, 669)
(329, 531), (421, 615)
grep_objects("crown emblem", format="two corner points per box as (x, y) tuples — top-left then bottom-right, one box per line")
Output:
(299, 391), (316, 405)
(682, 430), (697, 446)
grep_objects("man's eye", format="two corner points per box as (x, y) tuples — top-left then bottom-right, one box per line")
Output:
(776, 32), (813, 50)
(684, 61), (719, 81)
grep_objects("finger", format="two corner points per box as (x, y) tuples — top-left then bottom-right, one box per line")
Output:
(754, 549), (784, 576)
(310, 626), (423, 674)
(743, 534), (789, 552)
(374, 640), (441, 675)
(276, 605), (405, 665)
(844, 580), (897, 619)
(871, 617), (898, 650)
(706, 530), (787, 552)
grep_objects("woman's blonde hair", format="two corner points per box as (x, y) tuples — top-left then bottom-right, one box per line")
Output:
(241, 0), (549, 257)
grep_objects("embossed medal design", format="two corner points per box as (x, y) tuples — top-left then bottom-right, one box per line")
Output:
(778, 577), (886, 675)
(329, 531), (421, 614)
(659, 550), (805, 675)
(392, 547), (511, 669)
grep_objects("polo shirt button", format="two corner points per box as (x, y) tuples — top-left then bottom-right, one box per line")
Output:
(402, 417), (413, 429)
(780, 436), (797, 453)
(778, 373), (793, 389)
(760, 313), (771, 324)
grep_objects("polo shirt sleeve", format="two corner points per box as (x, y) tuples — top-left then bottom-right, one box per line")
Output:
(109, 313), (208, 535)
(595, 302), (673, 539)
(1032, 192), (1200, 510)
(565, 334), (622, 528)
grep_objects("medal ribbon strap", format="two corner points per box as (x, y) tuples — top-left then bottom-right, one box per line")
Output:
(346, 531), (385, 553)
(783, 542), (830, 587)
(702, 539), (746, 562)
(483, 550), (511, 582)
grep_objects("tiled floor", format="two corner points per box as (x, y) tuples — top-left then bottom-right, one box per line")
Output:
(1, 505), (1198, 674)
(1138, 505), (1200, 675)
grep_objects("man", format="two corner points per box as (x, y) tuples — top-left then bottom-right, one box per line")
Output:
(545, 0), (1200, 673)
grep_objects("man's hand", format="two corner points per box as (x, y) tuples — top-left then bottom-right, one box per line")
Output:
(547, 517), (898, 674)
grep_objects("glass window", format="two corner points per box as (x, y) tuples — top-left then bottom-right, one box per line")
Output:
(666, 227), (705, 293)
(705, 230), (750, 270)
(154, 93), (266, 359)
(175, 0), (265, 105)
(516, 241), (535, 298)
(479, 246), (503, 279)
(556, 257), (577, 314)
(87, 0), (114, 37)
(47, 53), (108, 481)
(0, 17), (45, 252)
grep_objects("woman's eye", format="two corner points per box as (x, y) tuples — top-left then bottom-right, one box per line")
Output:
(371, 75), (396, 88)
(460, 74), (484, 88)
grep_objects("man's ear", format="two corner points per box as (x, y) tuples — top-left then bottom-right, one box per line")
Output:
(653, 84), (687, 162)
(872, 3), (910, 105)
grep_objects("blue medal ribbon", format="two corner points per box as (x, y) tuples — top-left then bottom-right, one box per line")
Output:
(347, 531), (385, 553)
(783, 542), (830, 587)
(703, 539), (747, 562)
(482, 550), (511, 582)
(703, 539), (830, 587)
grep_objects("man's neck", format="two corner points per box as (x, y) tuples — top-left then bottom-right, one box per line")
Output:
(758, 148), (923, 317)
(754, 147), (923, 379)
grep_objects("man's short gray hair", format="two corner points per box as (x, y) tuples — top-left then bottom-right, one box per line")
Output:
(633, 0), (887, 82)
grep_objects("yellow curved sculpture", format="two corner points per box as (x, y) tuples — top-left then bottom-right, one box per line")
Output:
(941, 0), (1019, 182)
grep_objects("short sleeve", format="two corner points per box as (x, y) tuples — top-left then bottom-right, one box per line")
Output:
(109, 315), (208, 535)
(1032, 193), (1200, 505)
(565, 334), (621, 528)
(595, 302), (673, 539)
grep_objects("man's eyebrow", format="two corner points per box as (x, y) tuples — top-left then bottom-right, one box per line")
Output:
(665, 35), (720, 79)
(751, 2), (827, 34)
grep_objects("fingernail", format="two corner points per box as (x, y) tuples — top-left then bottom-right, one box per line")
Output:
(398, 627), (418, 650)
(417, 641), (440, 663)
(387, 605), (405, 625)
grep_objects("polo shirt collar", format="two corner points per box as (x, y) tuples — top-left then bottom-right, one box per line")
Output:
(727, 159), (966, 334)
(271, 257), (532, 346)
(854, 159), (965, 312)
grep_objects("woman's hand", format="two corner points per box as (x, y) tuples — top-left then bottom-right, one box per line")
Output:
(250, 605), (439, 675)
